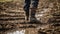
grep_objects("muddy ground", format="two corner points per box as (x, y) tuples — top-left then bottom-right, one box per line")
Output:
(0, 0), (60, 34)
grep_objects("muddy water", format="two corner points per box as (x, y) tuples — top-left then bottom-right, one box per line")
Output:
(0, 28), (38, 34)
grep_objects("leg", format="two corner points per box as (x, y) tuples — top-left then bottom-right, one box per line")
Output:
(24, 0), (31, 20)
(31, 0), (39, 17)
(30, 0), (39, 23)
(32, 0), (39, 8)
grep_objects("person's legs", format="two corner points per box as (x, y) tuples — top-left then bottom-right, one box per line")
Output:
(24, 0), (31, 20)
(30, 0), (39, 22)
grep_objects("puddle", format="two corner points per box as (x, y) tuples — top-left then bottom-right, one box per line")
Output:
(6, 29), (25, 34)
(0, 28), (38, 34)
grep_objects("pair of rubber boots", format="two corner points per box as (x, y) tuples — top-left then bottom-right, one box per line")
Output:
(26, 8), (39, 23)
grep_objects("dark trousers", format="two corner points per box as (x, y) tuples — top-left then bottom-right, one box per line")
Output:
(24, 0), (39, 17)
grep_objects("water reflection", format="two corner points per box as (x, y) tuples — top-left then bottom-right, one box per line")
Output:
(7, 29), (25, 34)
(0, 28), (37, 34)
(0, 28), (26, 34)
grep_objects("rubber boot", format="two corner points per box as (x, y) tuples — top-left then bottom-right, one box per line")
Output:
(25, 10), (30, 23)
(30, 8), (38, 22)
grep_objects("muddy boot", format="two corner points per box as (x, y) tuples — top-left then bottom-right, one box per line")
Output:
(26, 15), (29, 22)
(30, 8), (40, 23)
(25, 11), (30, 23)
